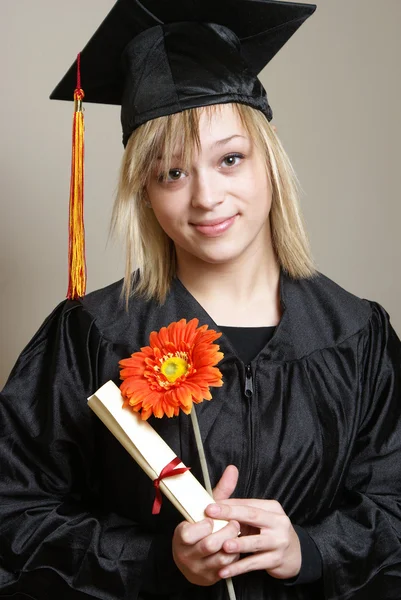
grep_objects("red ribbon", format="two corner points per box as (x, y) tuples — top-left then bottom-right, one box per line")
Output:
(152, 457), (191, 515)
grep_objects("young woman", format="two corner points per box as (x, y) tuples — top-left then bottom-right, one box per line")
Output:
(1, 1), (400, 599)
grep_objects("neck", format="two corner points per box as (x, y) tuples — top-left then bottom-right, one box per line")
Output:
(175, 227), (282, 327)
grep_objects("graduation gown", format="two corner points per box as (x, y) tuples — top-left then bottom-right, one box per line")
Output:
(1, 268), (401, 599)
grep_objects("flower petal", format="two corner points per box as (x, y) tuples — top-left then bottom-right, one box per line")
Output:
(175, 385), (193, 410)
(119, 317), (224, 419)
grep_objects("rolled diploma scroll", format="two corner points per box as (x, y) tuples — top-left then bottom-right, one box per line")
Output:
(88, 380), (228, 533)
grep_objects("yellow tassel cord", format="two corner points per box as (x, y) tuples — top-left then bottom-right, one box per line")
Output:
(67, 87), (86, 299)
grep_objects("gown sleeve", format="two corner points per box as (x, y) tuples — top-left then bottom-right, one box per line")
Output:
(282, 525), (322, 585)
(303, 301), (401, 599)
(0, 300), (189, 599)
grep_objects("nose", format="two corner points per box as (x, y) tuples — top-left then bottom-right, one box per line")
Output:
(190, 170), (224, 210)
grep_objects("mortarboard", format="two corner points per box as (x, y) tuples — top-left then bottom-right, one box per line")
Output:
(50, 0), (317, 299)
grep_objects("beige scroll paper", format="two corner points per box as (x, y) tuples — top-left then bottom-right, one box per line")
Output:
(87, 380), (228, 532)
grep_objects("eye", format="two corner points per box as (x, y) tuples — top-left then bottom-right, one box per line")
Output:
(157, 168), (185, 183)
(168, 169), (184, 181)
(221, 153), (244, 168)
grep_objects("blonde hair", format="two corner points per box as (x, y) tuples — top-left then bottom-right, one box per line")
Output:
(111, 103), (317, 307)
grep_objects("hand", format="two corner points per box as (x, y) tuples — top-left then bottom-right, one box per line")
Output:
(205, 498), (301, 581)
(172, 465), (241, 586)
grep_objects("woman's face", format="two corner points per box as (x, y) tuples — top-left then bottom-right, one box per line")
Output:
(146, 104), (273, 267)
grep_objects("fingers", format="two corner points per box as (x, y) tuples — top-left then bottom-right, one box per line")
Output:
(196, 520), (241, 557)
(203, 549), (240, 571)
(176, 518), (214, 546)
(219, 552), (278, 579)
(206, 502), (284, 529)
(173, 518), (242, 587)
(216, 498), (284, 514)
(223, 533), (273, 555)
(212, 465), (239, 501)
(175, 519), (240, 555)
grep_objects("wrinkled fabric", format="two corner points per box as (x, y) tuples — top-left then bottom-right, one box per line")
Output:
(120, 21), (272, 146)
(1, 268), (401, 599)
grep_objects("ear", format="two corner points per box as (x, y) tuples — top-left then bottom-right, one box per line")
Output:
(142, 188), (152, 208)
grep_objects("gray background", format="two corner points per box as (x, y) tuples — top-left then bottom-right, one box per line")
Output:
(1, 0), (400, 387)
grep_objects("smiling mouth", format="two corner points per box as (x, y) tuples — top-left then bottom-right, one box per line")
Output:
(191, 214), (238, 236)
(192, 217), (233, 227)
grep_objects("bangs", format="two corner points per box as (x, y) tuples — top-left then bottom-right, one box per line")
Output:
(125, 103), (260, 189)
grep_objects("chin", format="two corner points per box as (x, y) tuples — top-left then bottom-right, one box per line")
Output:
(174, 233), (253, 265)
(189, 245), (246, 265)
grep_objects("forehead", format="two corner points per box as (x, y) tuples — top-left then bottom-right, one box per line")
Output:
(197, 104), (248, 143)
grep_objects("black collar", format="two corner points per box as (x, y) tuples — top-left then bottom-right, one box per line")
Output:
(81, 267), (371, 365)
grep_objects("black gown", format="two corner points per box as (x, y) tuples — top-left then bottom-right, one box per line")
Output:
(1, 268), (401, 600)
(218, 324), (323, 586)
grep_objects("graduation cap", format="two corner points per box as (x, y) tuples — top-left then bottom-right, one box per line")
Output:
(50, 0), (316, 299)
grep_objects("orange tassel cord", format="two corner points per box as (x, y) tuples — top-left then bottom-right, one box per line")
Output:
(67, 52), (87, 299)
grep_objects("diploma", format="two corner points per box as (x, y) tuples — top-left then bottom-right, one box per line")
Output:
(88, 380), (228, 532)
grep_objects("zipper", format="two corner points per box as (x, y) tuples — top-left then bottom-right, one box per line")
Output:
(244, 363), (254, 398)
(243, 363), (254, 499)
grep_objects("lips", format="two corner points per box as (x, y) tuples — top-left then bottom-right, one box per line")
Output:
(191, 214), (238, 237)
(192, 215), (237, 226)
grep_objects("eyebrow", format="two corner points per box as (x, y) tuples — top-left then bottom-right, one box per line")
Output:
(212, 134), (247, 147)
(156, 134), (247, 161)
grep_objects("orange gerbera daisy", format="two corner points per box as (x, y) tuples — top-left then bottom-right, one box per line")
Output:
(119, 318), (224, 420)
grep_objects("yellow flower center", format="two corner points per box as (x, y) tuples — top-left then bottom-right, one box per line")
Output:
(160, 357), (189, 383)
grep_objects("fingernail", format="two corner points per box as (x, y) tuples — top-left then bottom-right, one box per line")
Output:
(225, 541), (237, 552)
(220, 569), (229, 578)
(207, 504), (221, 515)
